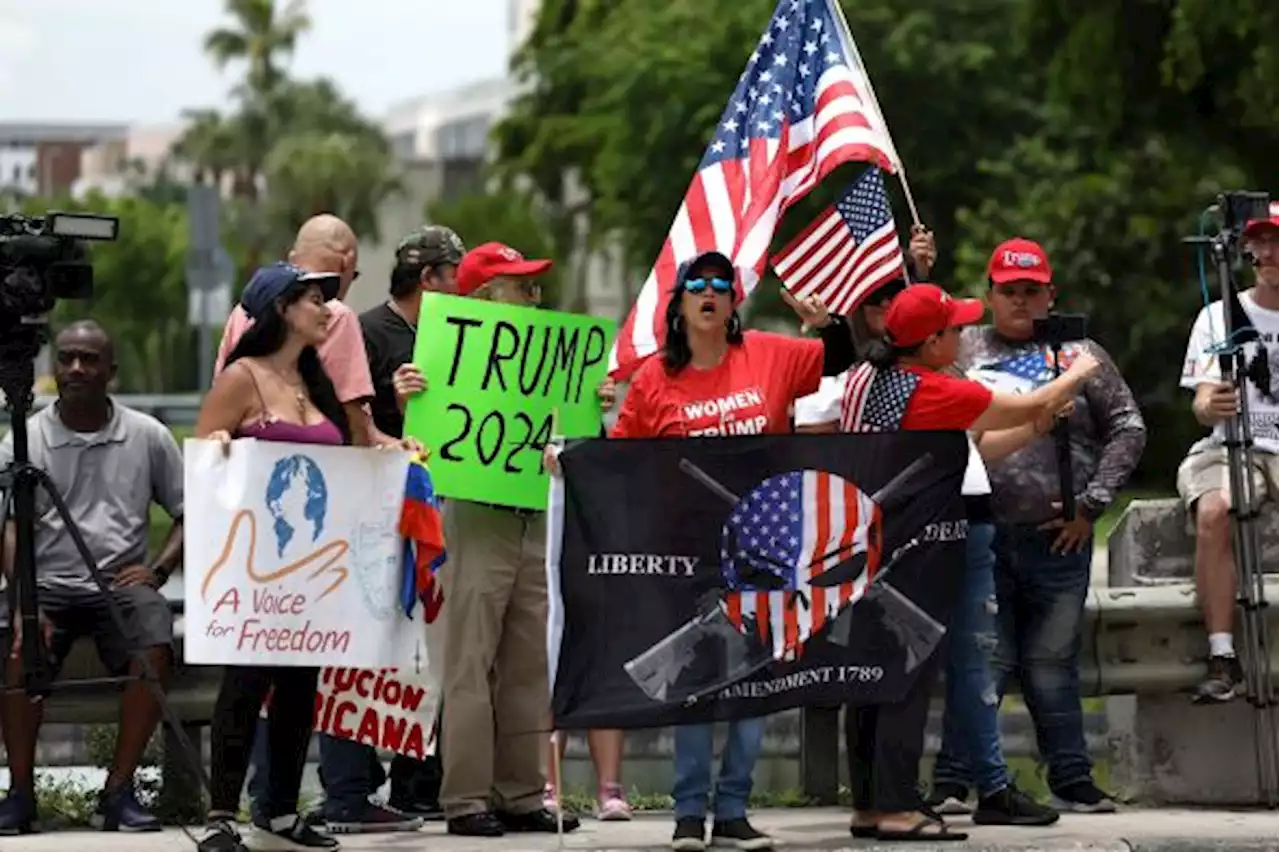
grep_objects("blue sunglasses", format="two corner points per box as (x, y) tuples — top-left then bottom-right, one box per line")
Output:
(683, 277), (733, 295)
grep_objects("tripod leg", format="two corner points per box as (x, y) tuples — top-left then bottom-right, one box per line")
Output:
(28, 469), (212, 798)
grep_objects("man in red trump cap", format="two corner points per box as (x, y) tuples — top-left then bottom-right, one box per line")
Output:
(935, 238), (1144, 816)
(434, 241), (577, 838)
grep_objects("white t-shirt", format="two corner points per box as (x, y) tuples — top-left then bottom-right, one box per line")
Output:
(962, 434), (991, 497)
(794, 372), (846, 427)
(1181, 290), (1278, 455)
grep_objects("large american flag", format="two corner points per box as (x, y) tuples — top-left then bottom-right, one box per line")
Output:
(770, 168), (904, 316)
(839, 363), (920, 433)
(608, 0), (901, 379)
(721, 469), (883, 660)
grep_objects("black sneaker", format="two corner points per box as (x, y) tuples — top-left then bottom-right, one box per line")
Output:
(672, 816), (707, 851)
(197, 820), (248, 852)
(710, 817), (773, 850)
(251, 814), (341, 849)
(1195, 654), (1244, 703)
(325, 801), (423, 834)
(1050, 780), (1117, 814)
(387, 793), (443, 820)
(925, 781), (972, 816)
(0, 789), (37, 836)
(973, 784), (1060, 826)
(90, 784), (162, 832)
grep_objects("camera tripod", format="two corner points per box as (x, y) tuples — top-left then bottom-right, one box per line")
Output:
(1203, 232), (1279, 808)
(0, 340), (214, 845)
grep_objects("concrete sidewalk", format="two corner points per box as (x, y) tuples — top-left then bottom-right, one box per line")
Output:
(8, 808), (1278, 851)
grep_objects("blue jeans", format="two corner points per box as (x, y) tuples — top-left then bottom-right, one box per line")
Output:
(318, 734), (380, 820)
(672, 718), (764, 821)
(932, 522), (1011, 796)
(991, 523), (1093, 791)
(248, 724), (379, 821)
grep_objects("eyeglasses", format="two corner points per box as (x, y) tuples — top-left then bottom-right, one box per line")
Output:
(683, 277), (733, 295)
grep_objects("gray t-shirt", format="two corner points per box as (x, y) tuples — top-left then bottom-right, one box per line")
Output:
(0, 401), (184, 592)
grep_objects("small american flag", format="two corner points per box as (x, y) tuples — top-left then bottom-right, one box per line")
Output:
(722, 469), (882, 660)
(771, 168), (904, 315)
(974, 346), (1081, 390)
(608, 0), (901, 379)
(839, 363), (920, 433)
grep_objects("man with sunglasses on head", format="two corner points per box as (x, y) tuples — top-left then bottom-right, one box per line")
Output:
(931, 238), (1145, 815)
(1177, 205), (1278, 703)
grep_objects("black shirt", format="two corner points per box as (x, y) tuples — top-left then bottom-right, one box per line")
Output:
(359, 303), (416, 439)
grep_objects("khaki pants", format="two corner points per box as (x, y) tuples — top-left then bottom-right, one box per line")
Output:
(439, 500), (549, 817)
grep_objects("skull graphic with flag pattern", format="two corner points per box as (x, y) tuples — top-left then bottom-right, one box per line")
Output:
(716, 469), (883, 661)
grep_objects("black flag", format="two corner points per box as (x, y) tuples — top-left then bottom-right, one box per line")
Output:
(547, 432), (969, 730)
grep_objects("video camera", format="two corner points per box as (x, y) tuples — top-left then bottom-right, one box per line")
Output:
(0, 211), (119, 342)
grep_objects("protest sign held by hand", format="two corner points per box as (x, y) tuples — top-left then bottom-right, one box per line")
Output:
(403, 293), (616, 510)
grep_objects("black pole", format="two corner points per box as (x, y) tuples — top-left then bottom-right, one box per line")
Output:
(1049, 340), (1076, 520)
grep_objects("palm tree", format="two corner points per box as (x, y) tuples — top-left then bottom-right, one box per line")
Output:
(202, 0), (312, 198)
(170, 108), (240, 187)
(203, 0), (311, 99)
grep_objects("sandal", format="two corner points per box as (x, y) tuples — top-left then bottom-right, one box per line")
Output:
(849, 824), (877, 838)
(876, 814), (968, 842)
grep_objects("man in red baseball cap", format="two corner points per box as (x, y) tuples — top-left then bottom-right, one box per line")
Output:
(936, 239), (1144, 815)
(1177, 199), (1278, 704)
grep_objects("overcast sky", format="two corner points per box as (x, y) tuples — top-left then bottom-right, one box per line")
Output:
(0, 0), (511, 125)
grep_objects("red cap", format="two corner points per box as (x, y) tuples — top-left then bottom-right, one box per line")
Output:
(987, 238), (1052, 285)
(456, 242), (553, 296)
(1244, 202), (1280, 239)
(884, 283), (985, 348)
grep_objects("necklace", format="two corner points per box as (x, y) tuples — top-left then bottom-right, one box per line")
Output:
(270, 369), (308, 421)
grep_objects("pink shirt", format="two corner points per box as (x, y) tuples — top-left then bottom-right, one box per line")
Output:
(213, 302), (375, 404)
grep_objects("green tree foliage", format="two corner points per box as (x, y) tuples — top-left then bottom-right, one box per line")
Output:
(493, 0), (1277, 484)
(21, 194), (247, 394)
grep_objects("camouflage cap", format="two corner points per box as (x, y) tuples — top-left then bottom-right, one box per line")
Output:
(395, 225), (465, 267)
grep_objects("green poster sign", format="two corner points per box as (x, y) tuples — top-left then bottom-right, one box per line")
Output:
(403, 293), (616, 510)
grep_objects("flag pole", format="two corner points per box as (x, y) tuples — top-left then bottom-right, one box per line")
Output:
(826, 0), (922, 226)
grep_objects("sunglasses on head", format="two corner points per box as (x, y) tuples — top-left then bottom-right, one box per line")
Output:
(683, 277), (733, 295)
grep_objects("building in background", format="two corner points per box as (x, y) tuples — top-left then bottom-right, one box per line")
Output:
(74, 123), (185, 198)
(0, 122), (127, 198)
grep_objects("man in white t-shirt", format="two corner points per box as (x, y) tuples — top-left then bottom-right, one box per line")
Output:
(1177, 203), (1279, 703)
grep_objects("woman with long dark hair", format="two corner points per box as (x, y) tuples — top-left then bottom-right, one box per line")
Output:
(837, 283), (1099, 842)
(604, 250), (856, 851)
(193, 263), (361, 852)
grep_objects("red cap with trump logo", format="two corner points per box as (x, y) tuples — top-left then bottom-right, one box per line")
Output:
(987, 238), (1052, 285)
(457, 242), (554, 296)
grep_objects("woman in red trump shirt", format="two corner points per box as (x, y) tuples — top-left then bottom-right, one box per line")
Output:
(609, 249), (857, 851)
(838, 283), (1098, 842)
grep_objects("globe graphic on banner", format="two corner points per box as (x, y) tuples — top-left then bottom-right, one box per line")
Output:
(265, 455), (329, 557)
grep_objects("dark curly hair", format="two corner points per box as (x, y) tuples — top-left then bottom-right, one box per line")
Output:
(661, 282), (745, 374)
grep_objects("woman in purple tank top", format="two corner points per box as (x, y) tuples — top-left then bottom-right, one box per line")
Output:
(193, 263), (350, 852)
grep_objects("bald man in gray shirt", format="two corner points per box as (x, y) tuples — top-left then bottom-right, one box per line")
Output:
(0, 321), (184, 836)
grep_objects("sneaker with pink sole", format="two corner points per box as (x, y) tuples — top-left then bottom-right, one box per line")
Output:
(543, 783), (561, 813)
(597, 784), (632, 821)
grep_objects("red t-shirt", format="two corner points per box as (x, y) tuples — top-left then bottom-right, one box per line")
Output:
(899, 365), (993, 431)
(611, 331), (824, 439)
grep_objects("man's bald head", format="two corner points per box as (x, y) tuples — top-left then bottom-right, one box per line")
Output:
(288, 214), (359, 299)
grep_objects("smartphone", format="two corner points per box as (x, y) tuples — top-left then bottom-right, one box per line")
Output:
(1033, 313), (1088, 345)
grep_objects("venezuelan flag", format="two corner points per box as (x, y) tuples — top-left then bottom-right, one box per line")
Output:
(399, 454), (446, 618)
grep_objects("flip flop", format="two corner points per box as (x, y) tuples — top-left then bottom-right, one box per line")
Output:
(849, 824), (877, 838)
(876, 815), (968, 842)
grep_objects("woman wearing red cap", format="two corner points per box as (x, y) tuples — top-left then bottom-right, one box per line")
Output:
(836, 283), (1099, 842)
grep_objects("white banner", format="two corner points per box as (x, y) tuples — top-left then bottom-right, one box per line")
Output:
(183, 437), (422, 666)
(315, 663), (441, 759)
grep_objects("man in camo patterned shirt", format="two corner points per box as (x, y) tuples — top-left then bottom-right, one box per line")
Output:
(949, 238), (1145, 814)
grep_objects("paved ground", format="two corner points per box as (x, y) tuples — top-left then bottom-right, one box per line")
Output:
(8, 808), (1278, 851)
